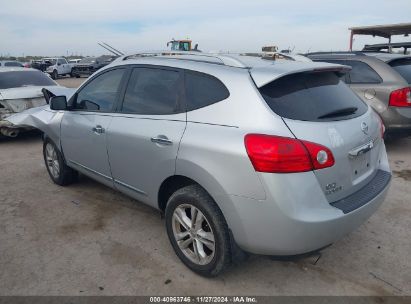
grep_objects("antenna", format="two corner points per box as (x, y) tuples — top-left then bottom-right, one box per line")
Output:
(98, 43), (120, 56)
(103, 42), (124, 55)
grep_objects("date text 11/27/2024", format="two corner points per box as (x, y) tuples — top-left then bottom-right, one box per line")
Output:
(149, 296), (258, 303)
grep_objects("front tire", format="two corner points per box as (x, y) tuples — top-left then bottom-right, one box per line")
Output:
(43, 139), (77, 186)
(165, 185), (231, 277)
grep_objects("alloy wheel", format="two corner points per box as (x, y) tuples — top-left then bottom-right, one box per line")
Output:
(45, 143), (60, 179)
(172, 204), (216, 265)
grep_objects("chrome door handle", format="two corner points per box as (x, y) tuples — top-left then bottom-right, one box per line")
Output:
(151, 136), (173, 145)
(92, 125), (105, 134)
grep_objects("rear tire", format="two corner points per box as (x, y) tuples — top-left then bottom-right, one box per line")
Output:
(165, 185), (231, 277)
(51, 70), (58, 80)
(43, 138), (77, 186)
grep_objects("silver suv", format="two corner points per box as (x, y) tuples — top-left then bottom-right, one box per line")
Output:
(9, 52), (391, 276)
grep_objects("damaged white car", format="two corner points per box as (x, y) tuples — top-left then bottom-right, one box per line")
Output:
(0, 67), (58, 137)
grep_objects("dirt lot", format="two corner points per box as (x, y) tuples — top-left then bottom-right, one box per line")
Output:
(0, 78), (410, 296)
(54, 76), (87, 88)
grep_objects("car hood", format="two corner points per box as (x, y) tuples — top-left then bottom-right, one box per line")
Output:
(5, 85), (76, 126)
(5, 105), (64, 145)
(0, 85), (57, 100)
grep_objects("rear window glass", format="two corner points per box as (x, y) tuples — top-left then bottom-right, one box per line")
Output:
(185, 71), (229, 111)
(4, 61), (23, 67)
(259, 72), (368, 121)
(0, 71), (56, 89)
(311, 59), (348, 82)
(389, 58), (411, 84)
(345, 60), (382, 84)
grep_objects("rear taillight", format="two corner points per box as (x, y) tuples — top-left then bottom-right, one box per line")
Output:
(389, 87), (411, 107)
(301, 140), (335, 170)
(244, 134), (335, 173)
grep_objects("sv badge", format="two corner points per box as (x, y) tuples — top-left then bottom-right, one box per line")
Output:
(325, 182), (343, 195)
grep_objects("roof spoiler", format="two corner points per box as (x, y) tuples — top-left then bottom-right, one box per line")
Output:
(250, 63), (351, 88)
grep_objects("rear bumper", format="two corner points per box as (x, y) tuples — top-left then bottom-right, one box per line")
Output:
(382, 106), (411, 135)
(72, 70), (94, 76)
(220, 146), (391, 256)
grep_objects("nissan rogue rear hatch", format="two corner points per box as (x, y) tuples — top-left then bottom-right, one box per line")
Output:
(255, 69), (384, 203)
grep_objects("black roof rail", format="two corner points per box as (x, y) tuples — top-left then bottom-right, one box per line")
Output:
(121, 51), (248, 68)
(305, 51), (367, 56)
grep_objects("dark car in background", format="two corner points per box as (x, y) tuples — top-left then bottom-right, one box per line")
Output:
(30, 59), (53, 72)
(307, 52), (411, 136)
(71, 55), (116, 78)
(0, 61), (24, 68)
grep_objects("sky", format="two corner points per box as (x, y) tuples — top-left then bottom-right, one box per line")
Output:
(1, 0), (411, 57)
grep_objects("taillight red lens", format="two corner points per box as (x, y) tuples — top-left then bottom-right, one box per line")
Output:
(389, 87), (411, 107)
(244, 134), (335, 173)
(301, 140), (335, 170)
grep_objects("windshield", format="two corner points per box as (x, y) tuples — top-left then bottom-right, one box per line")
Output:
(43, 59), (57, 65)
(171, 41), (190, 51)
(4, 61), (23, 67)
(389, 58), (411, 84)
(259, 71), (368, 122)
(170, 42), (180, 51)
(79, 57), (96, 64)
(0, 71), (56, 89)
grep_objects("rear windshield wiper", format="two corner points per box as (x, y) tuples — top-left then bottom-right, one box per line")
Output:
(317, 107), (358, 119)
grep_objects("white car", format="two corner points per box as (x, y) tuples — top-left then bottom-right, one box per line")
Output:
(44, 58), (75, 79)
(0, 67), (59, 137)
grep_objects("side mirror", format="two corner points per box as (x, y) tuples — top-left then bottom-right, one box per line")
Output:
(50, 96), (67, 110)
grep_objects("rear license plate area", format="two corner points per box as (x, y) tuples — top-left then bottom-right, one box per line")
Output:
(351, 150), (372, 177)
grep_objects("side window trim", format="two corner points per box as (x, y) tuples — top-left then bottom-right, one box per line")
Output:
(70, 67), (128, 113)
(113, 67), (132, 112)
(117, 64), (185, 115)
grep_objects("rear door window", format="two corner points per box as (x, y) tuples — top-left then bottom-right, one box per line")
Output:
(388, 58), (411, 84)
(259, 71), (368, 122)
(121, 67), (182, 115)
(184, 71), (229, 111)
(0, 71), (56, 89)
(345, 60), (382, 84)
